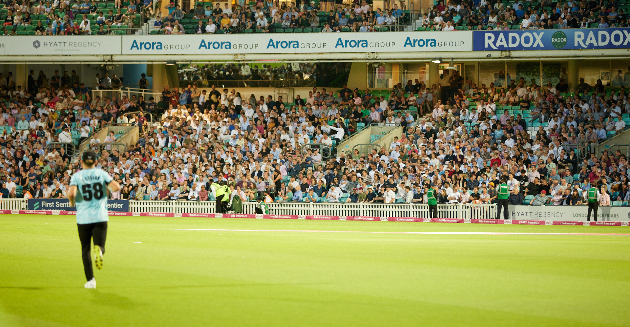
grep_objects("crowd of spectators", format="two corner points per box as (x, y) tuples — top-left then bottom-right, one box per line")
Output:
(153, 0), (408, 34)
(420, 0), (630, 31)
(2, 0), (627, 36)
(0, 0), (148, 35)
(1, 65), (630, 210)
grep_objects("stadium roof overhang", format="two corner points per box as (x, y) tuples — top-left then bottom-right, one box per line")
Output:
(1, 49), (629, 64)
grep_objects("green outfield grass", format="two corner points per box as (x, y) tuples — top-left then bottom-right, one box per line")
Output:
(1, 215), (629, 327)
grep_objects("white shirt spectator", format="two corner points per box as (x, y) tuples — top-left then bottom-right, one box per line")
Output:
(615, 119), (626, 131)
(58, 130), (72, 143)
(384, 189), (396, 203)
(205, 23), (216, 33)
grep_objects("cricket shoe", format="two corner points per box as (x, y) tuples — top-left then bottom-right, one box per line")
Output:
(84, 278), (96, 289)
(94, 245), (103, 270)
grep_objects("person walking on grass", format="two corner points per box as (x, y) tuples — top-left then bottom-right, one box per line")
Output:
(68, 151), (121, 289)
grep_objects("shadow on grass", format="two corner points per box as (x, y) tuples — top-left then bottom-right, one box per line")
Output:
(90, 290), (137, 309)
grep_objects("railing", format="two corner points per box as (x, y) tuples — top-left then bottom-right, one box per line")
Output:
(0, 199), (496, 220)
(97, 142), (128, 153)
(91, 87), (161, 101)
(301, 143), (334, 159)
(48, 141), (76, 155)
(352, 143), (382, 156)
(0, 199), (27, 210)
(178, 79), (316, 88)
(267, 203), (496, 220)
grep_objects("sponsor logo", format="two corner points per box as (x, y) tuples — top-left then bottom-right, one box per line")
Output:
(129, 40), (190, 51)
(11, 210), (20, 214)
(554, 221), (581, 225)
(574, 30), (630, 48)
(255, 214), (263, 219)
(484, 32), (545, 49)
(267, 39), (299, 49)
(298, 215), (306, 220)
(423, 217), (431, 222)
(34, 202), (40, 210)
(228, 214), (253, 218)
(504, 219), (512, 224)
(335, 38), (368, 48)
(186, 213), (211, 217)
(215, 213), (223, 218)
(396, 218), (416, 222)
(33, 40), (40, 49)
(380, 217), (388, 222)
(622, 222), (629, 226)
(268, 215), (295, 219)
(51, 211), (59, 215)
(339, 216), (346, 221)
(545, 220), (552, 225)
(593, 221), (621, 226)
(353, 216), (376, 221)
(551, 31), (567, 49)
(473, 219), (498, 224)
(174, 213), (182, 217)
(132, 213), (140, 216)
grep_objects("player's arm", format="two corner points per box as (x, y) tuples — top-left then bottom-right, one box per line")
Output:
(108, 180), (121, 193)
(68, 185), (77, 207)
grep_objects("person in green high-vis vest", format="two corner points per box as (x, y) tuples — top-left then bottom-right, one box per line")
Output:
(215, 181), (230, 214)
(587, 182), (600, 222)
(496, 177), (510, 220)
(426, 183), (438, 219)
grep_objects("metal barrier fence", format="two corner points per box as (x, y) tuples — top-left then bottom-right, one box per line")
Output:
(267, 203), (496, 219)
(0, 199), (496, 219)
(0, 199), (27, 210)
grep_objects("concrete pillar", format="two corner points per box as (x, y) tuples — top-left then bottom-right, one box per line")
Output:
(392, 63), (400, 88)
(151, 63), (168, 92)
(347, 62), (367, 90)
(15, 64), (27, 91)
(567, 59), (578, 93)
(428, 62), (439, 88)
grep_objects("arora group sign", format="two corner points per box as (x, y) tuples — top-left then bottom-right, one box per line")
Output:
(474, 28), (630, 51)
(121, 31), (473, 55)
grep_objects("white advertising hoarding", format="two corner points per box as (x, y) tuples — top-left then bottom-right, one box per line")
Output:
(121, 31), (473, 55)
(0, 36), (121, 55)
(508, 205), (630, 222)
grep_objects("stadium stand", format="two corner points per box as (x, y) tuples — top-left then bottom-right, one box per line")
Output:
(3, 0), (628, 35)
(0, 64), (628, 208)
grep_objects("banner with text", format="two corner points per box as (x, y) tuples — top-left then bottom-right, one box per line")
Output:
(508, 205), (630, 221)
(473, 28), (630, 51)
(27, 199), (129, 212)
(121, 32), (472, 55)
(0, 36), (121, 55)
